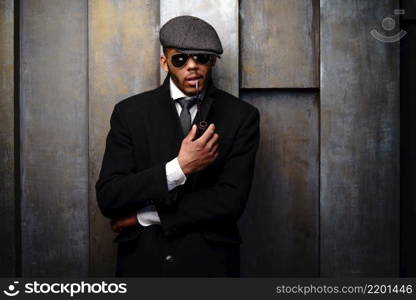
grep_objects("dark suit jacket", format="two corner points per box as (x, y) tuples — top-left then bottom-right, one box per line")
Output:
(95, 74), (260, 276)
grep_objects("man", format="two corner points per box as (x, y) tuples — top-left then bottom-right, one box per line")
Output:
(96, 15), (260, 277)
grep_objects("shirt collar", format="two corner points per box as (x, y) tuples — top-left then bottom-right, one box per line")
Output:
(169, 77), (208, 101)
(169, 77), (187, 100)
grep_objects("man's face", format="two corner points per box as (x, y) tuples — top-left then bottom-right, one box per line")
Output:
(160, 48), (216, 96)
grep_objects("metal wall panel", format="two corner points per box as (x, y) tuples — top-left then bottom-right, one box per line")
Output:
(88, 0), (160, 276)
(320, 0), (400, 276)
(0, 0), (16, 276)
(240, 0), (319, 88)
(20, 0), (88, 276)
(160, 0), (239, 96)
(7, 0), (404, 277)
(240, 91), (319, 276)
(401, 24), (416, 276)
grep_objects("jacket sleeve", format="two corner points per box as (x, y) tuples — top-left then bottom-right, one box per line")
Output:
(95, 103), (177, 219)
(156, 108), (260, 236)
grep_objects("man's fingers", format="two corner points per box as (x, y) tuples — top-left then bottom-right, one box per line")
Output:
(119, 216), (138, 227)
(110, 215), (138, 233)
(206, 133), (219, 150)
(187, 124), (197, 141)
(110, 220), (121, 232)
(209, 143), (219, 155)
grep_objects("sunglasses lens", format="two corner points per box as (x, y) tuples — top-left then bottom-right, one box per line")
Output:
(171, 54), (188, 67)
(193, 54), (210, 64)
(171, 53), (212, 68)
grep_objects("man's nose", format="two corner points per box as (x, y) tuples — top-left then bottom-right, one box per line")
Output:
(186, 56), (198, 69)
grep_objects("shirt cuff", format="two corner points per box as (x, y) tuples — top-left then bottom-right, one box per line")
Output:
(137, 205), (161, 226)
(165, 157), (187, 191)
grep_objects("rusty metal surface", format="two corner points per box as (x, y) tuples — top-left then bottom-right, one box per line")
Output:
(160, 0), (239, 96)
(20, 0), (88, 276)
(7, 0), (405, 277)
(0, 0), (15, 276)
(240, 0), (319, 88)
(320, 0), (400, 276)
(88, 0), (160, 276)
(239, 90), (319, 276)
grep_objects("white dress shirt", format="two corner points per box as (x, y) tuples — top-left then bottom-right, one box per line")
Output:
(136, 78), (198, 226)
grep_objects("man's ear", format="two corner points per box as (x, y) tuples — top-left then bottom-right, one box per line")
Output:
(160, 55), (169, 72)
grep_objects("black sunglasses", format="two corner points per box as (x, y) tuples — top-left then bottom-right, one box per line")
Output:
(171, 53), (212, 68)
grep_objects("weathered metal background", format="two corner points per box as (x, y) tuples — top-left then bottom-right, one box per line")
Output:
(0, 0), (15, 276)
(240, 0), (320, 88)
(320, 0), (400, 276)
(160, 0), (239, 96)
(240, 90), (319, 276)
(88, 0), (160, 276)
(20, 0), (89, 276)
(1, 0), (404, 277)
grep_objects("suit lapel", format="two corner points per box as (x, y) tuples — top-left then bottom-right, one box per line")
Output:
(189, 78), (217, 188)
(191, 77), (217, 129)
(151, 75), (184, 162)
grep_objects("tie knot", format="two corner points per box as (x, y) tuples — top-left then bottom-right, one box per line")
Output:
(176, 96), (198, 109)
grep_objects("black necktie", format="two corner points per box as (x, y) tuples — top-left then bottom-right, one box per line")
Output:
(175, 96), (198, 135)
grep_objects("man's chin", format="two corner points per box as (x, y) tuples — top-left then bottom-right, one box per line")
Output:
(183, 90), (197, 96)
(182, 85), (203, 96)
(187, 80), (207, 91)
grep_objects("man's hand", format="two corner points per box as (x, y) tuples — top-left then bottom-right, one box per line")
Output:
(177, 123), (219, 175)
(110, 214), (138, 233)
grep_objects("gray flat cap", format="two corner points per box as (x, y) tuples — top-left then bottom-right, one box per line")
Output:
(160, 15), (223, 56)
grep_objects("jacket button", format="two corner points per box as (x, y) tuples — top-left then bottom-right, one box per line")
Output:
(165, 255), (174, 262)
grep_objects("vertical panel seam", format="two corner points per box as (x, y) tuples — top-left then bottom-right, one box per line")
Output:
(14, 0), (22, 278)
(87, 0), (91, 277)
(317, 0), (322, 278)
